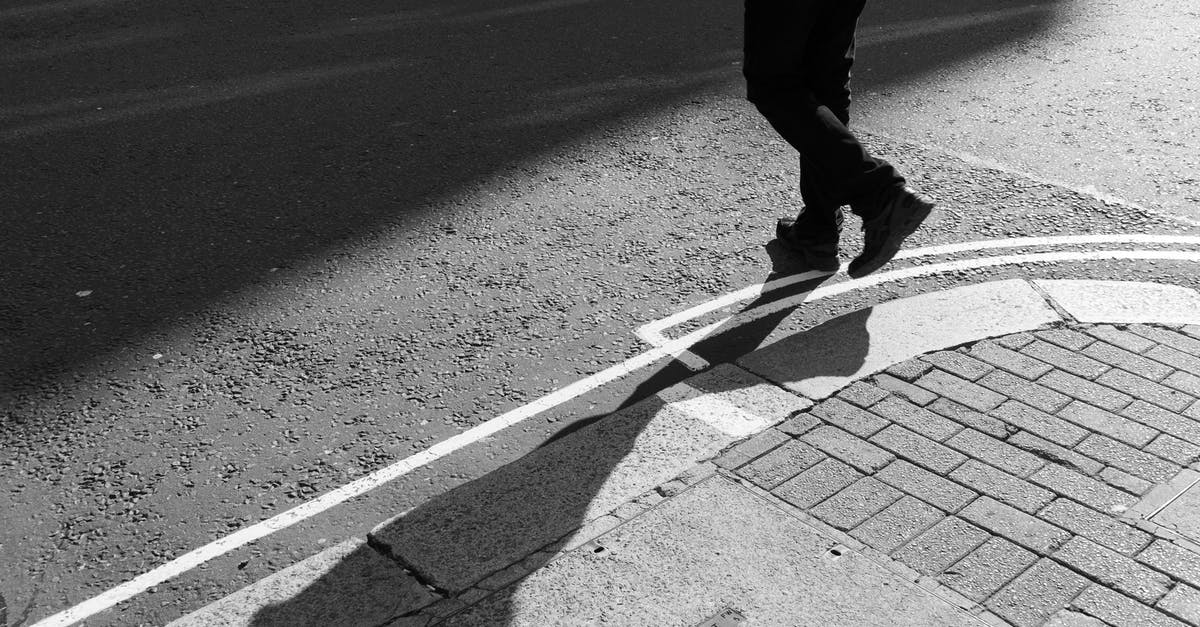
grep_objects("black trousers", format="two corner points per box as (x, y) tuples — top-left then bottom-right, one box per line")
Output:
(744, 0), (904, 233)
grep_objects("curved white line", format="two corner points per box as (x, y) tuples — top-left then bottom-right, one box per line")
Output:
(35, 245), (1200, 627)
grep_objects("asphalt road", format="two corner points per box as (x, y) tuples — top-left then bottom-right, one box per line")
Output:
(2, 0), (1198, 625)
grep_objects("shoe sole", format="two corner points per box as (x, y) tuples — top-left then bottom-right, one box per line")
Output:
(846, 200), (933, 279)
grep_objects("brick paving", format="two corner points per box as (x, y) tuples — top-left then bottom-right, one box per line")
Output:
(722, 323), (1200, 626)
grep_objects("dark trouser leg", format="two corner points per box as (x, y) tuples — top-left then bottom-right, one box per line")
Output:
(744, 0), (904, 221)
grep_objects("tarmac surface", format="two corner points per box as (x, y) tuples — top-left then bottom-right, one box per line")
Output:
(167, 279), (1200, 626)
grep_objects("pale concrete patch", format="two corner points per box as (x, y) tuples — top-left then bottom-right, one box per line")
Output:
(442, 476), (984, 626)
(739, 280), (1060, 400)
(1035, 280), (1200, 325)
(167, 538), (436, 627)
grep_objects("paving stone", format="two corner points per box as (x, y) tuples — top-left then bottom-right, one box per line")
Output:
(1021, 339), (1111, 379)
(997, 332), (1037, 350)
(1138, 540), (1200, 589)
(1098, 369), (1195, 413)
(715, 429), (790, 470)
(1031, 464), (1139, 515)
(809, 398), (888, 438)
(946, 428), (1044, 477)
(1058, 401), (1158, 448)
(1165, 371), (1200, 397)
(835, 381), (889, 408)
(1039, 499), (1152, 556)
(1054, 536), (1172, 604)
(800, 425), (894, 473)
(1071, 585), (1186, 627)
(1187, 400), (1200, 420)
(849, 496), (944, 554)
(737, 440), (826, 490)
(1075, 434), (1180, 483)
(893, 517), (989, 575)
(1122, 400), (1200, 446)
(869, 424), (967, 475)
(940, 536), (1037, 603)
(915, 369), (1007, 412)
(1086, 325), (1157, 354)
(1008, 431), (1104, 476)
(960, 496), (1070, 554)
(1041, 370), (1135, 412)
(1082, 341), (1174, 382)
(951, 460), (1055, 513)
(970, 341), (1054, 379)
(1131, 325), (1200, 358)
(1037, 328), (1097, 351)
(777, 412), (820, 437)
(872, 373), (938, 406)
(874, 459), (977, 513)
(1044, 609), (1105, 626)
(921, 350), (994, 381)
(772, 458), (861, 510)
(810, 477), (903, 531)
(1146, 434), (1200, 466)
(869, 396), (962, 442)
(988, 559), (1089, 627)
(885, 357), (934, 382)
(1157, 584), (1200, 625)
(1146, 345), (1200, 375)
(1186, 325), (1200, 340)
(927, 398), (1012, 439)
(991, 401), (1089, 448)
(1101, 467), (1155, 495)
(979, 370), (1071, 413)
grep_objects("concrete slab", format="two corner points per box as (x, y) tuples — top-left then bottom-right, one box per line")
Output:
(442, 476), (985, 626)
(371, 368), (789, 594)
(738, 279), (1060, 400)
(1035, 280), (1200, 325)
(167, 538), (437, 627)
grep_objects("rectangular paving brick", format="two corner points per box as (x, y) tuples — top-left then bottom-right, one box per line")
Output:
(835, 381), (889, 408)
(1146, 434), (1200, 466)
(810, 476), (902, 530)
(1039, 498), (1152, 556)
(988, 559), (1089, 627)
(1071, 585), (1186, 627)
(893, 516), (988, 575)
(885, 357), (934, 382)
(941, 536), (1037, 602)
(970, 340), (1054, 379)
(950, 460), (1055, 513)
(874, 459), (977, 513)
(1031, 464), (1139, 514)
(872, 373), (937, 406)
(960, 496), (1070, 554)
(1021, 339), (1111, 379)
(1098, 369), (1195, 413)
(849, 495), (943, 553)
(997, 331), (1037, 350)
(1187, 400), (1200, 420)
(921, 350), (993, 381)
(777, 412), (820, 436)
(1008, 431), (1104, 476)
(737, 440), (826, 490)
(1165, 371), (1200, 397)
(1054, 536), (1172, 604)
(800, 425), (894, 474)
(1157, 585), (1200, 626)
(809, 398), (888, 438)
(1036, 328), (1096, 351)
(991, 400), (1090, 448)
(1083, 341), (1174, 382)
(869, 424), (967, 474)
(979, 370), (1071, 413)
(1058, 401), (1158, 447)
(1123, 400), (1200, 446)
(946, 428), (1044, 477)
(1076, 434), (1180, 483)
(1147, 344), (1200, 375)
(869, 396), (962, 441)
(1101, 467), (1155, 495)
(1138, 540), (1200, 589)
(715, 429), (790, 470)
(771, 458), (861, 510)
(915, 369), (1007, 412)
(927, 398), (1012, 439)
(1087, 325), (1156, 354)
(1132, 324), (1200, 358)
(1041, 370), (1135, 412)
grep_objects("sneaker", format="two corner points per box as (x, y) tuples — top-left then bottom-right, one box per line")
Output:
(775, 207), (844, 273)
(847, 187), (933, 278)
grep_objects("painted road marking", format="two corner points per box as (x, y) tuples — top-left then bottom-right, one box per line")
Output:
(32, 238), (1200, 627)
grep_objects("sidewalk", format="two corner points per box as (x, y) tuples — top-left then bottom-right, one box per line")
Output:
(174, 278), (1200, 627)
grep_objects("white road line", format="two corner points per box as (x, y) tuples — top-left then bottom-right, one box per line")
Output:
(36, 243), (1200, 627)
